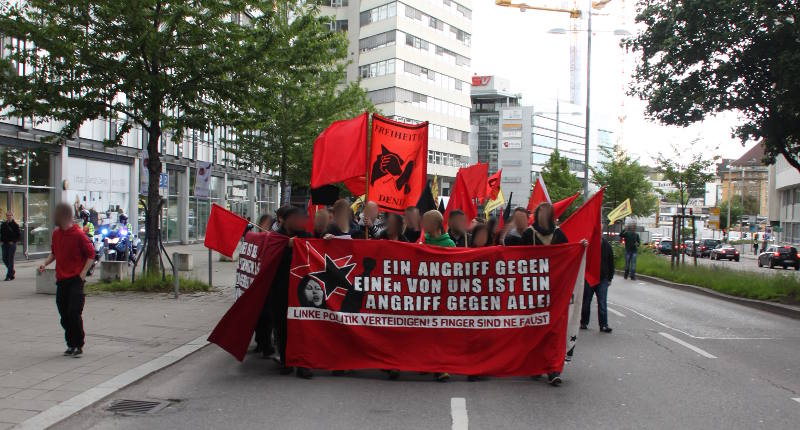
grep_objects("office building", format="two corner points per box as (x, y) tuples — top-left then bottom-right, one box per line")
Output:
(321, 0), (473, 194)
(0, 27), (279, 259)
(469, 75), (521, 173)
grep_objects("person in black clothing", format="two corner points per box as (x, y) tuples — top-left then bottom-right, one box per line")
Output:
(377, 213), (407, 242)
(581, 237), (614, 333)
(326, 199), (361, 237)
(469, 223), (491, 248)
(403, 206), (421, 243)
(268, 206), (314, 379)
(253, 214), (275, 357)
(447, 210), (470, 247)
(1, 211), (21, 280)
(502, 208), (530, 246)
(312, 208), (331, 238)
(529, 202), (568, 246)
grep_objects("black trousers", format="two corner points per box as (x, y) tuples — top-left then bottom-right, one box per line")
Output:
(254, 305), (273, 351)
(56, 276), (86, 348)
(269, 286), (289, 366)
(2, 242), (15, 278)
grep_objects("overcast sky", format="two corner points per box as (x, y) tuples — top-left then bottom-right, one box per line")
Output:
(470, 0), (756, 166)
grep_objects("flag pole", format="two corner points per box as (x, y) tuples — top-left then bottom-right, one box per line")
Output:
(364, 112), (371, 240)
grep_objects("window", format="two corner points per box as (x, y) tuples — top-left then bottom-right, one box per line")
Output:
(405, 5), (423, 20)
(360, 2), (397, 26)
(360, 59), (396, 79)
(457, 4), (472, 19)
(359, 31), (396, 52)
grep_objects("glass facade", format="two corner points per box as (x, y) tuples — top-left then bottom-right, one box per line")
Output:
(0, 145), (55, 256)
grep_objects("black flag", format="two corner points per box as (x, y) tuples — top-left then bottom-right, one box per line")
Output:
(502, 192), (514, 222)
(416, 181), (437, 214)
(437, 198), (446, 214)
(310, 184), (339, 206)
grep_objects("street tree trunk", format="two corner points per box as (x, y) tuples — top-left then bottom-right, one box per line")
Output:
(145, 124), (162, 275)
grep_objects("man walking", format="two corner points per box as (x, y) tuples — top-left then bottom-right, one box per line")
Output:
(38, 203), (95, 357)
(1, 211), (21, 280)
(620, 224), (640, 280)
(581, 237), (615, 333)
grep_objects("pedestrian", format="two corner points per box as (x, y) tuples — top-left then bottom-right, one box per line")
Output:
(501, 208), (531, 246)
(447, 210), (470, 247)
(327, 199), (361, 237)
(359, 201), (383, 238)
(269, 206), (313, 379)
(257, 214), (273, 232)
(37, 203), (95, 357)
(421, 210), (454, 382)
(469, 223), (491, 248)
(402, 206), (421, 243)
(580, 237), (615, 333)
(752, 233), (759, 255)
(377, 213), (407, 242)
(1, 210), (21, 281)
(243, 216), (253, 238)
(620, 224), (640, 280)
(312, 208), (330, 238)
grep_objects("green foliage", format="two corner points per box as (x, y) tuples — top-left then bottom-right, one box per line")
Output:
(592, 144), (658, 219)
(229, 3), (373, 192)
(626, 0), (800, 172)
(539, 150), (583, 217)
(718, 195), (760, 230)
(662, 191), (689, 205)
(614, 251), (800, 304)
(655, 145), (717, 211)
(87, 274), (210, 294)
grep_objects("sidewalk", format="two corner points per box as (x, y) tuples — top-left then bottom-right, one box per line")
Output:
(0, 243), (238, 429)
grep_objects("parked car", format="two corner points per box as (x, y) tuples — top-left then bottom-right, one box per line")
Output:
(710, 244), (740, 261)
(697, 239), (721, 258)
(757, 245), (800, 270)
(657, 240), (674, 255)
(685, 240), (701, 256)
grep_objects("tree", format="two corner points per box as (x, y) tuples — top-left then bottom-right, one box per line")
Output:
(662, 191), (689, 205)
(229, 3), (373, 202)
(591, 145), (658, 220)
(0, 1), (277, 272)
(718, 199), (744, 231)
(540, 150), (583, 217)
(655, 145), (717, 216)
(626, 0), (800, 172)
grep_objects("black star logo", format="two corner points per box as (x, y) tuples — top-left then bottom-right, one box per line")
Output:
(310, 255), (356, 298)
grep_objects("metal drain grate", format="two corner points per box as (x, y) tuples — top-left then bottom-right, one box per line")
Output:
(106, 399), (170, 415)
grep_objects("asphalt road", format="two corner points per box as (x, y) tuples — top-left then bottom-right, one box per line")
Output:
(55, 277), (800, 430)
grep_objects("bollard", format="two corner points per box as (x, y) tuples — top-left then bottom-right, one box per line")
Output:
(173, 252), (179, 299)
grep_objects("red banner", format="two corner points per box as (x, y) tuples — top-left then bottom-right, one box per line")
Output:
(286, 239), (585, 376)
(234, 232), (269, 299)
(367, 114), (428, 213)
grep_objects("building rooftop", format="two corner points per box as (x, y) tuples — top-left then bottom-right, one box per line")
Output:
(730, 143), (765, 167)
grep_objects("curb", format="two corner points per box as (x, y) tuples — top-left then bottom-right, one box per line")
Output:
(617, 270), (800, 320)
(15, 334), (210, 430)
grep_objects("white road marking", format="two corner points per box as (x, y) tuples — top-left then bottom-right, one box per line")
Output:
(609, 302), (775, 340)
(659, 332), (717, 359)
(792, 397), (800, 404)
(451, 397), (468, 430)
(607, 307), (626, 317)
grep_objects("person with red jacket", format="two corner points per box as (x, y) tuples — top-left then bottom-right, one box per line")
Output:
(38, 203), (95, 357)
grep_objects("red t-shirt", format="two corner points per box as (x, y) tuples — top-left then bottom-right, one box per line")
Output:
(51, 224), (94, 281)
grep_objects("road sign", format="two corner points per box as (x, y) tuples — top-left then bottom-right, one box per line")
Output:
(708, 207), (720, 229)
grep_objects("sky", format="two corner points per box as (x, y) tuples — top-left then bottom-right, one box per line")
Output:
(470, 0), (757, 166)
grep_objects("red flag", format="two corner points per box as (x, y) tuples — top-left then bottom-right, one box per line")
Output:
(527, 175), (551, 212)
(560, 188), (605, 286)
(311, 113), (368, 189)
(443, 173), (477, 231)
(208, 233), (288, 361)
(306, 203), (323, 233)
(486, 169), (502, 202)
(553, 192), (581, 220)
(204, 203), (249, 257)
(367, 114), (428, 213)
(459, 163), (489, 201)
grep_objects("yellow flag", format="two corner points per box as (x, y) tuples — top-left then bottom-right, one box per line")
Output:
(607, 198), (632, 224)
(484, 189), (506, 217)
(351, 195), (365, 215)
(431, 175), (439, 202)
